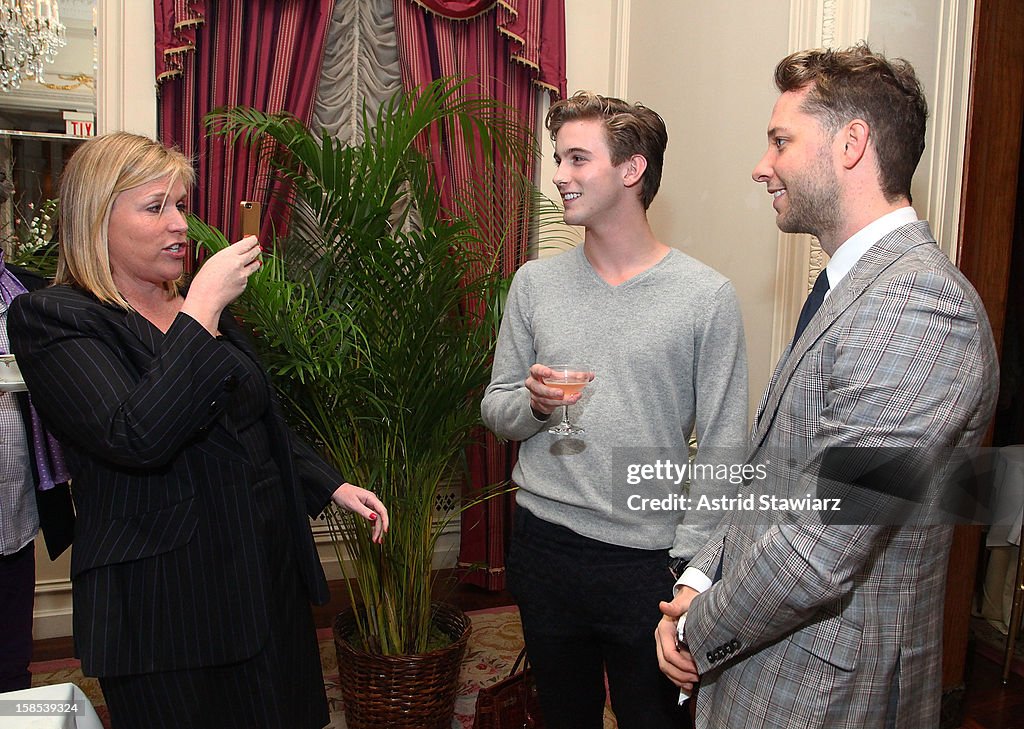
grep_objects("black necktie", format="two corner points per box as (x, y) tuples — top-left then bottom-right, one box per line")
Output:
(792, 269), (830, 346)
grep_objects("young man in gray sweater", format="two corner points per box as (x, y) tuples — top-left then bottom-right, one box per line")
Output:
(482, 91), (749, 729)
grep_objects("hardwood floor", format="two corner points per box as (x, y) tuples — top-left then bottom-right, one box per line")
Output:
(32, 571), (1024, 729)
(962, 642), (1024, 729)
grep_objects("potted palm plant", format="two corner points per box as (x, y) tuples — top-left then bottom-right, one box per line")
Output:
(188, 78), (537, 728)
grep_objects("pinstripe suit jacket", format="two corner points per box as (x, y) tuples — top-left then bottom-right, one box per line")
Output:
(9, 285), (342, 677)
(683, 222), (998, 729)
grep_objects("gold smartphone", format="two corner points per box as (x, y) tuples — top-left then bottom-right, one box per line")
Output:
(240, 200), (261, 238)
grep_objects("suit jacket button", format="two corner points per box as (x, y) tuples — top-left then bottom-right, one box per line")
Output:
(706, 651), (714, 662)
(224, 375), (239, 391)
(731, 639), (740, 649)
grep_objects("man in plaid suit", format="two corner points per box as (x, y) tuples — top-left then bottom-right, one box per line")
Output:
(655, 45), (998, 728)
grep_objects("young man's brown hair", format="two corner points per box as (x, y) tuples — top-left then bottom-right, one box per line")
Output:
(546, 91), (669, 210)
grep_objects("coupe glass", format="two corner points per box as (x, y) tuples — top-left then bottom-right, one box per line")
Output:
(544, 364), (592, 436)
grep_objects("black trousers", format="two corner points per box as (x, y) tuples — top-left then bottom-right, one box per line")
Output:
(506, 506), (693, 729)
(0, 542), (35, 692)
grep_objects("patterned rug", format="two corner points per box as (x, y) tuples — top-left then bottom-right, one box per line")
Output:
(30, 606), (617, 728)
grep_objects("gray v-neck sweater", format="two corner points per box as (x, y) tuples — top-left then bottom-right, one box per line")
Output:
(482, 245), (750, 556)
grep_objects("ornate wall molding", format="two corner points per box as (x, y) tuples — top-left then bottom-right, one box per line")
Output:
(611, 0), (630, 98)
(96, 0), (157, 136)
(0, 16), (95, 114)
(33, 574), (74, 639)
(769, 0), (868, 367)
(921, 0), (974, 261)
(771, 0), (974, 370)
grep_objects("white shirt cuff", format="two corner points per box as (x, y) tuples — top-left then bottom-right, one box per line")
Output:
(674, 565), (713, 595)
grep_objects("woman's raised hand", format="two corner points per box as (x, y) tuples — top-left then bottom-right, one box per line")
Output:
(181, 236), (261, 334)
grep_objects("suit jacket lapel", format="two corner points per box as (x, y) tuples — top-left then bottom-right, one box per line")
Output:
(216, 310), (263, 368)
(751, 221), (936, 446)
(123, 307), (247, 364)
(214, 310), (287, 414)
(125, 305), (267, 407)
(214, 311), (280, 413)
(214, 311), (299, 485)
(753, 352), (789, 433)
(123, 309), (162, 357)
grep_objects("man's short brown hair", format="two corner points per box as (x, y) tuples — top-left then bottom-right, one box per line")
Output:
(775, 43), (928, 202)
(545, 91), (668, 210)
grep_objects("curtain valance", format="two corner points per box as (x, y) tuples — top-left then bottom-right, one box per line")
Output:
(410, 0), (498, 21)
(154, 0), (205, 83)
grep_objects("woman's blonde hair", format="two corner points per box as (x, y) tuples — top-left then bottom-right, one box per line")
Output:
(55, 132), (195, 308)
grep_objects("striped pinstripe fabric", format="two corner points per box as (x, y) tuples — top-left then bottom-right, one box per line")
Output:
(684, 222), (999, 729)
(8, 286), (342, 678)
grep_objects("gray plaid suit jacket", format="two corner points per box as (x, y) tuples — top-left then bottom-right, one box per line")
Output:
(683, 221), (998, 729)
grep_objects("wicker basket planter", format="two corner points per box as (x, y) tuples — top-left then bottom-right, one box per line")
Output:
(333, 601), (472, 729)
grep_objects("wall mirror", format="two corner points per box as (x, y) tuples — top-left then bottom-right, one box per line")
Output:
(1, 0), (97, 257)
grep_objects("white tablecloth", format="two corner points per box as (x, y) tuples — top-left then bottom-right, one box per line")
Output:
(0, 683), (102, 729)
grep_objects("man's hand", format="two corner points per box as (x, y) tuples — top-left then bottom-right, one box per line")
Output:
(525, 363), (593, 416)
(663, 585), (698, 616)
(655, 586), (700, 690)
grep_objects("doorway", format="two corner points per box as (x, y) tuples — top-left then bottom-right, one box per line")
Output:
(992, 124), (1024, 448)
(947, 0), (1024, 711)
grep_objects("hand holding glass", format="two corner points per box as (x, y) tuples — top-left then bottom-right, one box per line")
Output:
(543, 365), (593, 436)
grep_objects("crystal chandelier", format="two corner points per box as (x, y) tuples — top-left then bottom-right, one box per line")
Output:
(0, 0), (67, 92)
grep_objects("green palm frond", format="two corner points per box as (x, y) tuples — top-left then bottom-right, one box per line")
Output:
(190, 78), (541, 655)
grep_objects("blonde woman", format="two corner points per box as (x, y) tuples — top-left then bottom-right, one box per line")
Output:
(10, 132), (388, 729)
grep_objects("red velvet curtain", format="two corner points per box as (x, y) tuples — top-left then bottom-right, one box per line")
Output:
(393, 0), (566, 590)
(410, 0), (498, 20)
(154, 0), (333, 246)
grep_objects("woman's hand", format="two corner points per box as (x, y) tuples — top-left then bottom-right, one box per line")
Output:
(331, 482), (389, 544)
(181, 236), (262, 334)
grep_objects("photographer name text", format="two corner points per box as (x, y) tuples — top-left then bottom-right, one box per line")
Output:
(626, 493), (842, 513)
